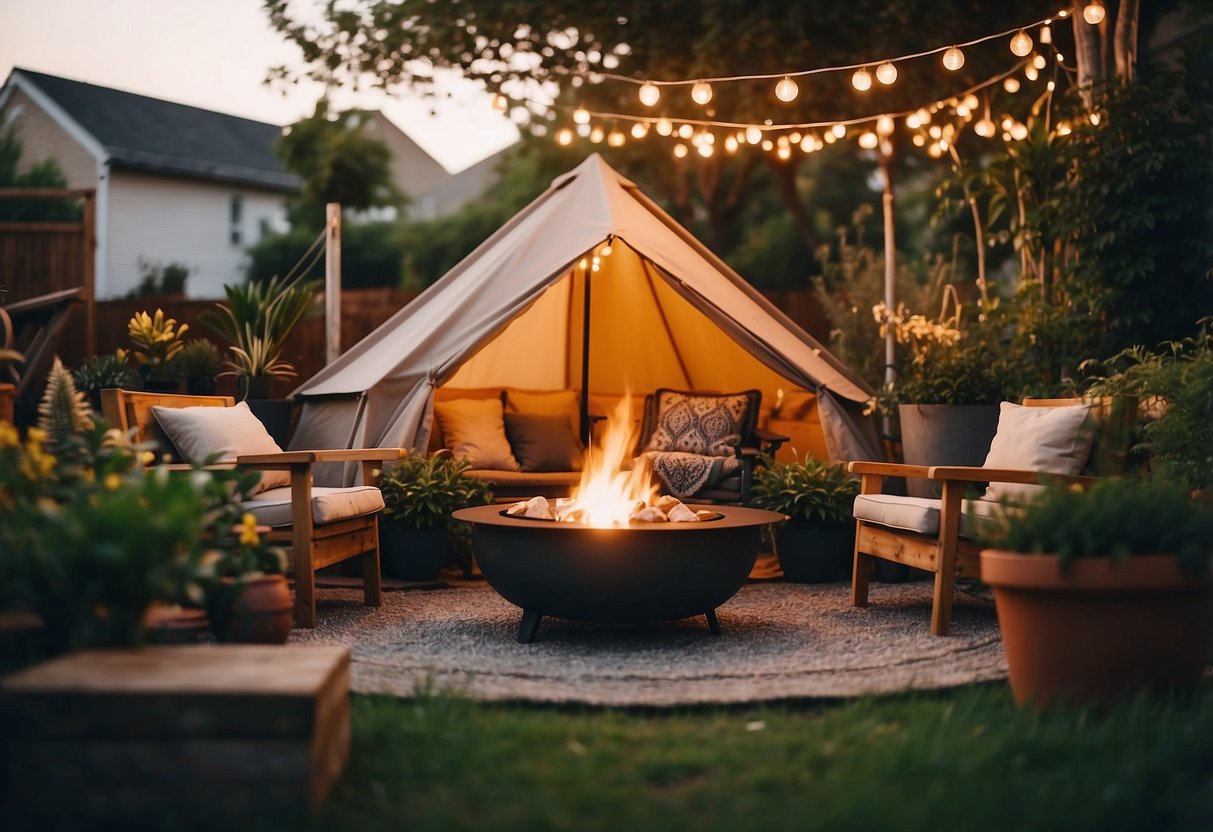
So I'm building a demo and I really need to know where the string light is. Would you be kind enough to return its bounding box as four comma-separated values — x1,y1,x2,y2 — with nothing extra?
491,93,508,111
725,135,739,153
589,125,605,143
852,67,873,91
1039,24,1052,44
942,46,965,71
762,139,774,151
557,127,573,145
745,126,763,144
1009,30,1033,57
699,143,714,157
858,131,879,149
1032,53,1047,69
631,122,649,139
608,129,625,147
831,123,847,138
775,76,799,102
691,81,713,105
638,82,660,107
876,62,898,85
673,143,688,158
1083,3,1106,25
677,123,694,139
974,96,995,137
876,115,894,135
573,108,590,124
656,117,673,136
576,123,590,137
1024,65,1039,81
1010,122,1028,141
776,144,792,160
1004,77,1021,93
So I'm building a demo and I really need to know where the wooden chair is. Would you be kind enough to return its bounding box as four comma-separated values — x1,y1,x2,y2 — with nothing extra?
101,388,402,628
633,388,788,504
848,397,1135,636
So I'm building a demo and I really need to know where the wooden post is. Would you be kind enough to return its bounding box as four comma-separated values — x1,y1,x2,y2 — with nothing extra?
82,190,96,356
325,203,341,365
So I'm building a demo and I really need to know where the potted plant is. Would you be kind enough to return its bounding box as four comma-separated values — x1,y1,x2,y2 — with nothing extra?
176,338,224,396
980,478,1213,711
201,274,314,402
203,512,292,644
750,457,859,582
122,308,187,393
379,451,493,581
72,353,139,411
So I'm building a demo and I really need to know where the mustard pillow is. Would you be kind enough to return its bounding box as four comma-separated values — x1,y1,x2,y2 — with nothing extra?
433,397,520,471
505,388,580,419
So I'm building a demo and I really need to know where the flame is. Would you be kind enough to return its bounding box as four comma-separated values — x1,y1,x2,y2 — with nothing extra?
567,393,656,527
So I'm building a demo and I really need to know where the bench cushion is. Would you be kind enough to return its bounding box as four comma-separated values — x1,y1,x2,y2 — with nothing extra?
243,486,384,528
853,494,1005,539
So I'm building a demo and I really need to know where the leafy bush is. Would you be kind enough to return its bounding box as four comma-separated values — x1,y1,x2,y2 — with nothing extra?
984,479,1213,574
201,275,314,380
73,354,138,402
176,338,224,379
379,451,493,530
749,457,859,527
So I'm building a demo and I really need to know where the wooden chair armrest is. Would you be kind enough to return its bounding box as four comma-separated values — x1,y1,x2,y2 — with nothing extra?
927,466,1101,487
752,427,789,454
847,461,933,478
156,462,237,472
236,448,404,466
735,446,761,460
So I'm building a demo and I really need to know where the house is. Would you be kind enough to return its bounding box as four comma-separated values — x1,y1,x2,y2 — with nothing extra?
1,67,300,299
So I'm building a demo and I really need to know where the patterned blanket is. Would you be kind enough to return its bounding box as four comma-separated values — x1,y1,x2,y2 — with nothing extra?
641,451,741,498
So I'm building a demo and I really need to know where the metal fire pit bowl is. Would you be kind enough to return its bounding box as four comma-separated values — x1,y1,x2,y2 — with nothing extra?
451,504,786,643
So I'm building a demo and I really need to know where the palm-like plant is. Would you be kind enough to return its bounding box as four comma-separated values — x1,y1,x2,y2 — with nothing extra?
125,309,188,382
201,275,314,381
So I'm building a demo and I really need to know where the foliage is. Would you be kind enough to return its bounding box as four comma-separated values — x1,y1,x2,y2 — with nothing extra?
0,420,265,651
247,221,404,289
379,451,493,530
985,478,1213,574
127,258,190,298
72,353,138,401
122,308,189,383
1083,319,1213,492
201,275,315,380
37,356,93,447
0,124,81,222
749,457,859,527
274,99,404,230
204,512,288,579
176,338,224,379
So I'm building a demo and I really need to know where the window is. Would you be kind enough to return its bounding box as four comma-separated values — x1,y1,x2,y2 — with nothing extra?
229,195,244,246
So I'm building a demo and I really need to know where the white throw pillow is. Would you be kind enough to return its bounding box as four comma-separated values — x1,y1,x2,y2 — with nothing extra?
151,401,290,493
433,397,520,471
981,402,1095,504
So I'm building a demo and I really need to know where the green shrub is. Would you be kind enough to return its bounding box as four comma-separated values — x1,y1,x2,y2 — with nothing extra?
749,457,858,527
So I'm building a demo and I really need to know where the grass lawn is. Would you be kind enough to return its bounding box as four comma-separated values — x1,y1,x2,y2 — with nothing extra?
284,683,1213,832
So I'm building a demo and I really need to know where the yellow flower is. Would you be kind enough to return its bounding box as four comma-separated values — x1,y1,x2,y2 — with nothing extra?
26,427,47,446
240,512,260,547
104,472,122,491
141,450,157,466
0,421,18,448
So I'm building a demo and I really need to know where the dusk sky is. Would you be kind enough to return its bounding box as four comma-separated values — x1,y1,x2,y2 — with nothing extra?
0,0,520,172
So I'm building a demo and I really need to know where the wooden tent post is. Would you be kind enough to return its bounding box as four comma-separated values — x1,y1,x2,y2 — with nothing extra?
325,203,341,365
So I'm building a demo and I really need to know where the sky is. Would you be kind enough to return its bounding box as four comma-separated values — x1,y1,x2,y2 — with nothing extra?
0,0,520,173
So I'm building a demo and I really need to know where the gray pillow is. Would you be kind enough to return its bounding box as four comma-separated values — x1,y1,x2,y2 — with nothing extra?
504,413,584,472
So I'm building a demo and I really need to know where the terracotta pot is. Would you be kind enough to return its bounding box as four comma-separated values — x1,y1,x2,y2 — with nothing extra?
981,549,1213,711
143,604,210,645
214,575,293,644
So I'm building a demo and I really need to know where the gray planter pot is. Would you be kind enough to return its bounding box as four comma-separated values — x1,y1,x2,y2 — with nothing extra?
899,404,1000,498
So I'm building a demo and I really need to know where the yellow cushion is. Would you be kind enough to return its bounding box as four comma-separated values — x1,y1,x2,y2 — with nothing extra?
505,388,579,418
433,397,520,471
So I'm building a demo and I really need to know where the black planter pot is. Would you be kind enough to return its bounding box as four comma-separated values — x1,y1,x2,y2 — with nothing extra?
778,523,854,583
185,376,217,396
142,378,180,394
380,523,450,581
237,375,275,401
244,398,295,448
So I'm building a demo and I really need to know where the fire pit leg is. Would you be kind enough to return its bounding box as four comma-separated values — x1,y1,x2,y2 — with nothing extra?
705,609,721,636
517,608,543,644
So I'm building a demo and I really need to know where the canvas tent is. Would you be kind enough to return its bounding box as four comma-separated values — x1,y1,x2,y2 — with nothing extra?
291,154,879,484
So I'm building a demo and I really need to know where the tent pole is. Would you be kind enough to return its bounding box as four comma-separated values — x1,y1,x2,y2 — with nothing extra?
580,264,592,445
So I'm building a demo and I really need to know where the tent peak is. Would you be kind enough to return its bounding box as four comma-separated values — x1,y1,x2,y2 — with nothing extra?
548,153,637,193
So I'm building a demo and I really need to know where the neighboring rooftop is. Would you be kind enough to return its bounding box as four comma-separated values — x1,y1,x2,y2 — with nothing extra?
8,67,301,192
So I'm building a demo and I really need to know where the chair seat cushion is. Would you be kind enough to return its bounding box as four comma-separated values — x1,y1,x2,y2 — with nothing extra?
243,486,384,528
853,494,1004,539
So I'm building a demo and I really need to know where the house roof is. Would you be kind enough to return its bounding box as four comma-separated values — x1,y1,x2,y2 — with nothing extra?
11,68,301,193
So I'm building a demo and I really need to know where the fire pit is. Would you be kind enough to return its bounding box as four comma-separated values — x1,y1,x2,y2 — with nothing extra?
452,504,785,643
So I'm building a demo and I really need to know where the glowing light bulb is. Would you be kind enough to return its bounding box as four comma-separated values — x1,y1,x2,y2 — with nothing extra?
631,122,648,139
691,81,713,105
1089,112,1101,126
800,135,815,153
1083,2,1106,25
761,139,774,151
698,143,714,158
589,126,604,143
1011,122,1028,141
916,108,931,125
677,123,694,139
673,143,688,158
912,133,926,147
877,115,894,135
1056,121,1072,136
942,46,965,71
906,113,921,129
831,123,847,138
1047,80,1056,92
823,131,837,144
775,76,798,102
491,93,508,111
725,135,739,153
607,129,625,147
1033,53,1047,69
974,118,995,138
746,126,763,144
851,67,872,92
579,258,588,271
956,104,971,118
1010,30,1033,57
963,94,979,110
656,117,673,136
928,125,942,140
876,62,898,85
776,145,791,160
1056,52,1065,63
638,82,660,107
556,127,573,145
1025,65,1039,81
573,108,590,125
599,243,613,256
927,142,943,159
858,132,878,150
1001,116,1015,131
1004,77,1021,93
1040,25,1052,44
789,131,802,144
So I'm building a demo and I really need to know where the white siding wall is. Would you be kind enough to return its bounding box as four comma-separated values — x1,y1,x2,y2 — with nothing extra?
105,171,289,299
5,88,99,188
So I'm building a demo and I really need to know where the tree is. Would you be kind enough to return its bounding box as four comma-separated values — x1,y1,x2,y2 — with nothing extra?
0,124,80,221
274,99,404,229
